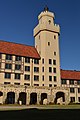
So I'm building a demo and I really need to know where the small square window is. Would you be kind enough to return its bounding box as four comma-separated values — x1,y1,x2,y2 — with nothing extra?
49,84,52,87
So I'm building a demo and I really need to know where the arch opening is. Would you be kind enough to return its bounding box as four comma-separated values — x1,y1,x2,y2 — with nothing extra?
40,93,47,104
18,92,26,105
30,92,37,105
54,92,65,104
6,92,15,104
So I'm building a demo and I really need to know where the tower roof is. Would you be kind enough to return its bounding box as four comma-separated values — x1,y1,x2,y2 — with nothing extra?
44,5,49,12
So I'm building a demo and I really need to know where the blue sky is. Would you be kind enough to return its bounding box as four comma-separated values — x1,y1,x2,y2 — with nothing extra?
0,0,80,70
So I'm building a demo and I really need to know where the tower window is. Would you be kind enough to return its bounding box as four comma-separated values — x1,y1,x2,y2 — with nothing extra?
54,76,57,82
54,52,56,56
49,84,52,87
54,35,56,39
49,76,52,81
42,58,44,64
48,20,51,24
42,75,44,81
49,59,52,64
53,60,56,65
48,42,50,46
53,68,56,73
49,67,52,73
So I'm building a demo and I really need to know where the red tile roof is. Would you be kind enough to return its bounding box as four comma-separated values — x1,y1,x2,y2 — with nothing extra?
0,40,40,59
61,69,80,80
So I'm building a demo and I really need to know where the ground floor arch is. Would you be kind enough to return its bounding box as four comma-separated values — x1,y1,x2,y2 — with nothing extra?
40,93,47,104
6,92,15,104
54,91,65,104
18,92,26,105
30,92,37,105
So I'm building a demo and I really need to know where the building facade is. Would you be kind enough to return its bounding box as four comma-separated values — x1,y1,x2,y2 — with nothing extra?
0,7,79,105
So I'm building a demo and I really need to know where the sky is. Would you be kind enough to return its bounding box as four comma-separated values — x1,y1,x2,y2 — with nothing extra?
0,0,80,71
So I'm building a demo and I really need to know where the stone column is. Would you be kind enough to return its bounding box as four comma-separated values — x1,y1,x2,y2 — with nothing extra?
15,92,19,104
75,87,78,103
3,92,7,104
37,93,41,104
26,92,30,105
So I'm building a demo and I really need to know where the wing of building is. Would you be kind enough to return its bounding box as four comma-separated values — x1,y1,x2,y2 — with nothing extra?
0,7,80,105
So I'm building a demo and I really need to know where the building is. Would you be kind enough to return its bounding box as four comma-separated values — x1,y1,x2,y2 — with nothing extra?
0,7,79,105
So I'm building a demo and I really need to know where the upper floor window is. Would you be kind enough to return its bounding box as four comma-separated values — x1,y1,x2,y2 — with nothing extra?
5,73,11,79
34,75,39,81
15,56,21,61
48,42,50,46
78,88,80,93
14,83,20,85
53,60,56,65
70,88,75,93
54,35,56,39
4,82,10,84
54,76,57,82
49,76,52,81
6,54,12,60
77,80,80,85
24,74,30,80
25,57,30,63
34,59,39,64
49,59,52,64
54,51,56,56
42,75,44,81
61,79,67,84
25,66,30,72
49,84,52,87
48,20,51,24
34,67,39,72
42,58,44,64
53,68,56,73
15,73,20,79
5,63,12,69
0,53,2,59
49,67,52,73
69,80,74,85
42,67,44,72
15,64,21,70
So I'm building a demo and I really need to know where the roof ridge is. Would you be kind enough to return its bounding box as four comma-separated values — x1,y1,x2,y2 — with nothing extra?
0,40,35,48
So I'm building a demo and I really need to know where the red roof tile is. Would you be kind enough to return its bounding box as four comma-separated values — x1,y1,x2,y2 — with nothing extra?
0,40,40,59
61,69,80,80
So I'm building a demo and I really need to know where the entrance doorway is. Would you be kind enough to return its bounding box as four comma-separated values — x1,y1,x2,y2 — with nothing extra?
30,92,37,104
54,92,65,104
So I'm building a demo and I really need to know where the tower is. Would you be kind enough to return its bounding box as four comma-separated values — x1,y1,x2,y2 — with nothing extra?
34,7,61,87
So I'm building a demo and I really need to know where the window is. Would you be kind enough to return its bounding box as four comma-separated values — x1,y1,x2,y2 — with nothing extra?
49,59,52,64
34,67,39,72
42,67,44,72
15,64,21,70
49,67,52,73
69,80,74,85
70,88,75,93
24,83,30,86
34,84,39,86
70,97,75,102
49,76,52,81
54,35,56,39
6,54,12,60
25,66,30,72
5,63,12,69
61,79,67,84
49,84,52,87
48,20,51,24
42,75,44,81
25,57,30,63
78,88,80,93
15,73,20,79
48,42,50,46
54,85,57,87
42,84,44,86
54,76,57,82
24,75,30,80
5,73,11,79
77,80,80,85
53,60,56,65
14,83,20,85
34,75,39,81
42,58,44,64
0,54,2,59
4,82,10,84
15,56,21,61
34,59,39,64
54,52,56,56
53,68,56,73
78,97,80,102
